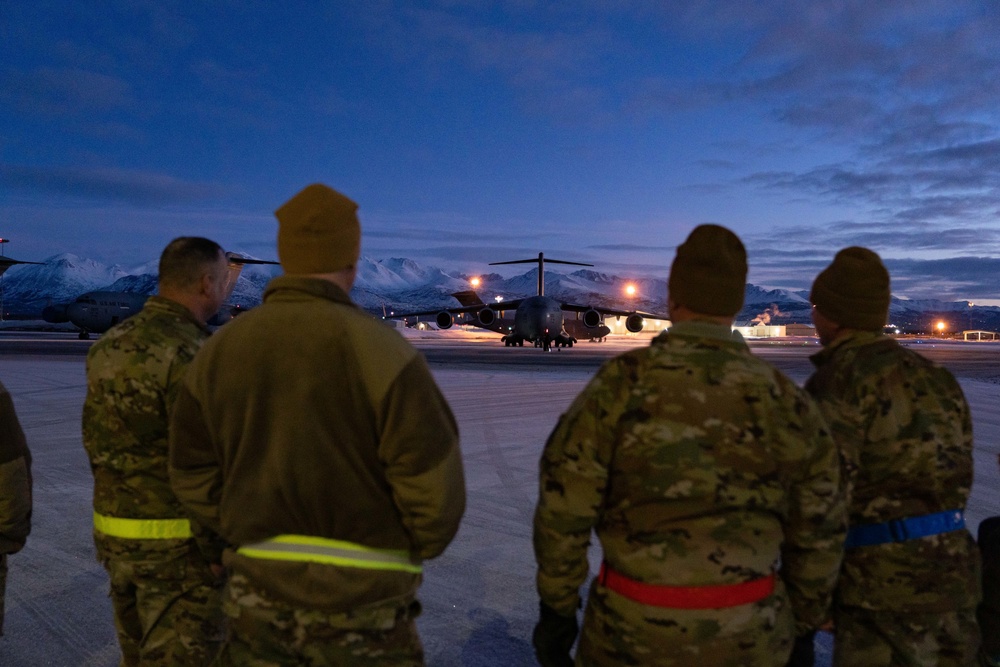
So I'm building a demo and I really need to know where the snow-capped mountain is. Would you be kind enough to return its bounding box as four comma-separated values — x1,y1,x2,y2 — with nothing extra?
0,253,132,311
2,253,999,331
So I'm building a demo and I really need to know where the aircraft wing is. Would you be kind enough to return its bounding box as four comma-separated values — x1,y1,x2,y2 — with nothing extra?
559,302,670,321
390,298,525,320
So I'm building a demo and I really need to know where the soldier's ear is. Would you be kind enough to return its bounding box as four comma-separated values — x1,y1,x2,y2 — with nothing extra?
198,270,215,297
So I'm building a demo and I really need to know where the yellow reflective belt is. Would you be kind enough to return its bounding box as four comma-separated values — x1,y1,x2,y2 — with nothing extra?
93,511,192,539
237,535,423,574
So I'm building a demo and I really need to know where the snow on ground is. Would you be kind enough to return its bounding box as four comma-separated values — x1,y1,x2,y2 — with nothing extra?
0,336,996,665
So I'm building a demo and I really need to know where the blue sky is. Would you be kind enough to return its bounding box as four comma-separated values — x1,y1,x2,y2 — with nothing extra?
2,1,1000,301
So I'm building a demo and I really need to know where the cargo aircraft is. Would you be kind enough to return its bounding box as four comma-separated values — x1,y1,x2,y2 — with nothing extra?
0,240,44,321
390,253,669,351
42,252,279,338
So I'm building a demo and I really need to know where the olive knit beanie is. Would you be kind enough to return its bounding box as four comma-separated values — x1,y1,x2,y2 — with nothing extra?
810,246,890,331
668,224,747,316
275,183,361,274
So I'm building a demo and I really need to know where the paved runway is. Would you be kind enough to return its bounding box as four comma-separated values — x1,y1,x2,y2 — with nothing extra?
0,331,997,665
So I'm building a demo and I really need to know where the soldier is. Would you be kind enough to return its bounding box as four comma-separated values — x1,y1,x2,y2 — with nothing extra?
83,237,229,665
980,456,1000,666
805,247,981,665
168,183,465,665
532,224,847,666
0,378,31,637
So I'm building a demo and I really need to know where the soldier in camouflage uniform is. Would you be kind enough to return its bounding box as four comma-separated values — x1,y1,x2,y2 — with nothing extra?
533,224,847,667
0,378,32,637
979,455,1000,666
806,247,981,666
83,237,230,666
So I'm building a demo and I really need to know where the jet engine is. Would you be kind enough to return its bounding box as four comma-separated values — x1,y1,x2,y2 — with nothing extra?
625,313,644,333
582,308,603,328
436,311,454,329
41,303,70,324
477,308,496,326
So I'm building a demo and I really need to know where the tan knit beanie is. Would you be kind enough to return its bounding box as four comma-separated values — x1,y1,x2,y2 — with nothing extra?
275,183,360,274
810,247,890,331
668,224,747,316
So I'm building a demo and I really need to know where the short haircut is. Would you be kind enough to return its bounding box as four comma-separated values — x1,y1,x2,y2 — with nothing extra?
158,237,224,290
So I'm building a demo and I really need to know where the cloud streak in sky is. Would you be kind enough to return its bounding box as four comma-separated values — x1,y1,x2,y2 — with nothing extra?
2,1,1000,301
0,165,227,205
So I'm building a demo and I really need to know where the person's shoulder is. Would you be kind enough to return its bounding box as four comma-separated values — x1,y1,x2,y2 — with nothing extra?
348,313,419,361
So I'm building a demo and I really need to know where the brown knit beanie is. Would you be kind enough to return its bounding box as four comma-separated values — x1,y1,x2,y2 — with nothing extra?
668,224,747,316
275,183,361,274
810,246,890,330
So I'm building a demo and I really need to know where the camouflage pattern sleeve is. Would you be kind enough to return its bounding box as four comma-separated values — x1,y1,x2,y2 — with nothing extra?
806,334,980,612
81,299,208,522
533,358,623,616
778,387,847,634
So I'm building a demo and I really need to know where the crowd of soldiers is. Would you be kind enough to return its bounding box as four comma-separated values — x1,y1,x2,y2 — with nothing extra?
0,182,997,666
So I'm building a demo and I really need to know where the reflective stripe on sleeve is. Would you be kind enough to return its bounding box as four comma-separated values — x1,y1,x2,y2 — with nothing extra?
93,511,193,539
237,534,423,574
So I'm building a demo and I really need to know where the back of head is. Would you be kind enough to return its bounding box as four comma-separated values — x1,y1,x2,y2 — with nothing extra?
158,237,224,292
275,183,360,274
810,246,890,331
668,224,748,317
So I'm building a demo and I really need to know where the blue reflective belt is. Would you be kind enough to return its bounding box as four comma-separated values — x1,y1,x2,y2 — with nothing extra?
845,510,965,549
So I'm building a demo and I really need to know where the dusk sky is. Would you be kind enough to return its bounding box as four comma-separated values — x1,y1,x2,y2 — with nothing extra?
3,2,1000,301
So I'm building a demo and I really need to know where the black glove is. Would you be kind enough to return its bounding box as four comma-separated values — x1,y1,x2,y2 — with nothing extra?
532,601,578,667
786,630,816,667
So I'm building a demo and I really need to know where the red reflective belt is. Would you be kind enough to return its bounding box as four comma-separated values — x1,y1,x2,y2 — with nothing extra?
597,562,776,609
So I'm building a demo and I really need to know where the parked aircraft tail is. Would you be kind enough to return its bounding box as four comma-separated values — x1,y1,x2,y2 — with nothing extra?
221,252,280,304
489,252,592,296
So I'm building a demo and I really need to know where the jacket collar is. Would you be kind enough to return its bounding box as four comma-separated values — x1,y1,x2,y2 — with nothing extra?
263,275,355,307
810,329,884,368
145,295,211,334
658,319,746,348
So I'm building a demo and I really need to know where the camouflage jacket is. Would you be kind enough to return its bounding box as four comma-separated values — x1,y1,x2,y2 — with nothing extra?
83,296,215,558
0,379,31,554
806,331,980,612
534,320,846,633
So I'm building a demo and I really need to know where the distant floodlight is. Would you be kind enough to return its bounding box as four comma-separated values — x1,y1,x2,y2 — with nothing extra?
470,277,481,288
625,284,636,297
495,296,503,303
936,321,946,332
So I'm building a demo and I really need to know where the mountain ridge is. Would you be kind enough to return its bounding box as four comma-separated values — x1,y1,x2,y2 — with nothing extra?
2,252,997,332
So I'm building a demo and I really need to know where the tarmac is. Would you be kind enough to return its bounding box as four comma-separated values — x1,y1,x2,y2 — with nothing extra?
0,331,997,665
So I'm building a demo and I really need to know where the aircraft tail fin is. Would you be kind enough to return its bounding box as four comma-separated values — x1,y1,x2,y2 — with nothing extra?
0,256,43,278
451,290,486,307
489,252,593,297
222,252,280,304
